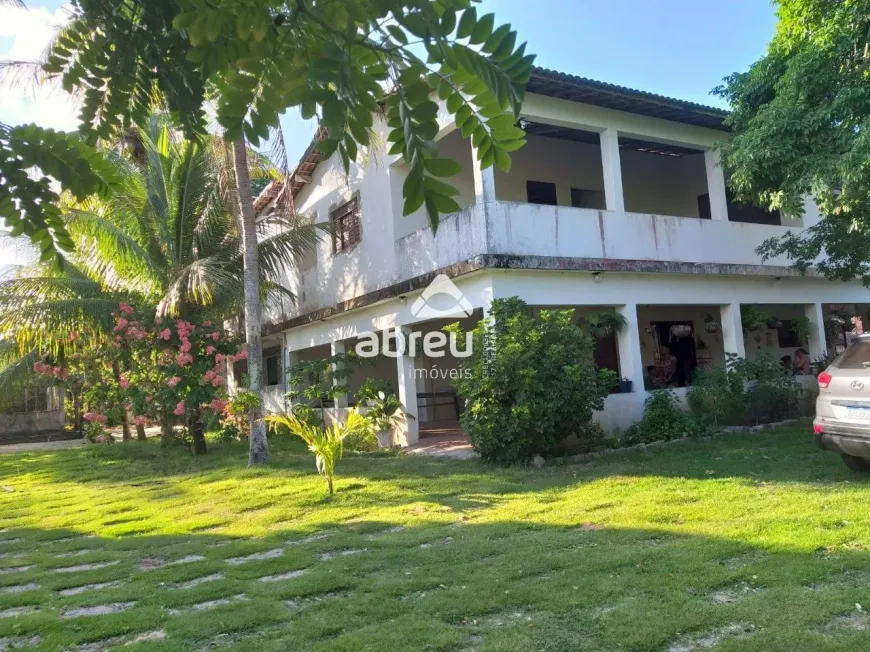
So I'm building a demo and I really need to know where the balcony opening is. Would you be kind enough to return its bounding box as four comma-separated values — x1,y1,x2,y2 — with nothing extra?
619,137,709,219
391,129,475,240
496,123,605,207
698,187,782,225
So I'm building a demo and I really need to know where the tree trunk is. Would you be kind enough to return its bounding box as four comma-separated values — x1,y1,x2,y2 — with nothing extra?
136,423,147,440
112,361,131,441
72,390,82,434
231,137,269,466
191,408,207,455
160,415,173,447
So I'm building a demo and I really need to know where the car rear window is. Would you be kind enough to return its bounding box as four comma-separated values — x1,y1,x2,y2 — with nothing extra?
831,341,870,369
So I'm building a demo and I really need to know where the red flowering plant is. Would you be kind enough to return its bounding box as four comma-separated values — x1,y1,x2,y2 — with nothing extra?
33,302,243,454
115,306,243,454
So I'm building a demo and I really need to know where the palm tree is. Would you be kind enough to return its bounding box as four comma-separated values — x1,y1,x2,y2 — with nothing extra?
0,113,322,440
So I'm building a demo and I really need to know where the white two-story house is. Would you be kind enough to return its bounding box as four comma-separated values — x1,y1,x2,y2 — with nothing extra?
252,66,870,446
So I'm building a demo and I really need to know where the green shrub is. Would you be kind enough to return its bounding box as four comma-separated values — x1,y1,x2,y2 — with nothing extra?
624,390,703,445
556,422,608,456
687,353,803,427
687,367,745,426
730,353,802,424
447,297,607,464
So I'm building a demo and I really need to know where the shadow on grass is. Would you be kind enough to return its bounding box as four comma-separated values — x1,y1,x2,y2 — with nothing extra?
1,519,870,651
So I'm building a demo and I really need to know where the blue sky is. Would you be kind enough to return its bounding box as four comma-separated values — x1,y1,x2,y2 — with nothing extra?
0,1,777,200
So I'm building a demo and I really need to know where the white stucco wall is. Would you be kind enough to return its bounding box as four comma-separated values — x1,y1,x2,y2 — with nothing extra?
485,201,801,267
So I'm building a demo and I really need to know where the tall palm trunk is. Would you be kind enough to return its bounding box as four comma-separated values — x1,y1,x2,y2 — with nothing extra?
232,137,269,466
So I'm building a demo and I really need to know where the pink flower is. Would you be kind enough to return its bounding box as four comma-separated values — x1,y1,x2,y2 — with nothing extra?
209,398,228,412
133,415,148,426
145,395,152,403
166,376,181,388
173,401,185,416
212,375,224,387
175,352,193,366
203,320,212,327
119,302,134,314
215,353,226,364
119,375,130,390
209,331,220,341
83,412,108,424
205,345,215,355
160,328,171,341
115,317,129,330
179,338,191,353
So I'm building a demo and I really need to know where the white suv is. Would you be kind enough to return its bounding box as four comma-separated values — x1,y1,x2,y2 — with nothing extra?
814,334,870,471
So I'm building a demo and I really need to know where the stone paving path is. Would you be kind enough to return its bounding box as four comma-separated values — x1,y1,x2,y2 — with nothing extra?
0,525,416,650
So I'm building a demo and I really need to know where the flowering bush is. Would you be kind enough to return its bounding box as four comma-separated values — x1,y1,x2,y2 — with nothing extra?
219,390,260,441
35,303,243,454
83,417,113,445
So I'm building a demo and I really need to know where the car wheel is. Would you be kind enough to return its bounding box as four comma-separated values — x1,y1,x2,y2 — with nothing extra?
840,454,870,472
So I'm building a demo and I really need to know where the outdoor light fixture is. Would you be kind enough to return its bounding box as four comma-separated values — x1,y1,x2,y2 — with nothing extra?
592,272,602,283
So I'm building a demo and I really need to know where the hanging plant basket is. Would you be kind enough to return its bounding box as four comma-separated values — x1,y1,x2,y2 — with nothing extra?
669,324,692,339
703,314,720,334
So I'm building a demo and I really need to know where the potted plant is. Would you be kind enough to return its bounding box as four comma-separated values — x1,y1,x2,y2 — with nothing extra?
741,305,771,333
586,310,628,338
790,316,810,344
363,391,404,448
618,377,633,393
703,313,720,334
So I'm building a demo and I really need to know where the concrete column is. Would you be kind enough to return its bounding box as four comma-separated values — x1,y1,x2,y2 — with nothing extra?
805,303,828,359
472,144,497,204
395,326,419,446
600,128,625,212
330,340,348,408
704,149,729,221
720,303,746,360
615,304,645,394
284,342,299,410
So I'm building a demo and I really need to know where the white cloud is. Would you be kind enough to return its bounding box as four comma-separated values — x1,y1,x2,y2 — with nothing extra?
0,3,79,131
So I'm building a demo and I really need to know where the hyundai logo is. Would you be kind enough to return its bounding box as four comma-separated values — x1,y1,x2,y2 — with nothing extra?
852,381,865,391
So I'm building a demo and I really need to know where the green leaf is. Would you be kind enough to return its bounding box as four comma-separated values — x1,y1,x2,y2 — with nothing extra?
428,191,462,214
424,158,462,177
457,7,477,39
386,24,408,44
469,13,494,45
315,139,340,157
493,146,511,172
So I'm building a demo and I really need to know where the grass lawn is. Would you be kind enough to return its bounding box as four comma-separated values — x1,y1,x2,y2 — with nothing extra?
1,423,870,651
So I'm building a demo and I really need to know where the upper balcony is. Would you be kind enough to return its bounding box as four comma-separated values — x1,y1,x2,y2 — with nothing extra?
391,88,817,278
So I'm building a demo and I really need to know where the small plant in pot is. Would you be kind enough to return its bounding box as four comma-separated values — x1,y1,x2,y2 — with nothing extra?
357,379,404,448
790,317,810,345
703,313,720,334
618,377,633,393
741,305,771,333
365,392,404,448
586,310,628,338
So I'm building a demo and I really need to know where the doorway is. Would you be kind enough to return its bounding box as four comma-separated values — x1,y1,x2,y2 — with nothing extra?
652,321,697,387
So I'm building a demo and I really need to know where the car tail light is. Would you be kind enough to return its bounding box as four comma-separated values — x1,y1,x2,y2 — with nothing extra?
818,372,832,389
813,423,823,434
